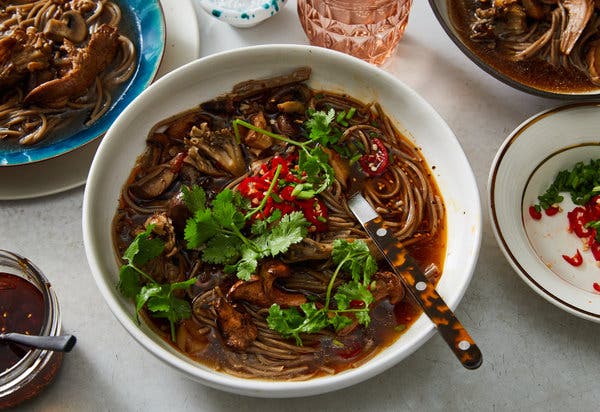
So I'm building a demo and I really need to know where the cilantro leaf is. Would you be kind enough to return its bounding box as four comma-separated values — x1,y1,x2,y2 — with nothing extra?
122,225,165,266
202,234,243,264
235,248,260,281
212,189,246,230
305,108,339,146
118,227,165,299
117,265,142,299
117,223,196,341
183,188,308,280
182,185,206,213
134,277,196,341
298,147,335,195
332,239,376,284
264,211,309,256
267,302,330,345
329,314,353,331
184,209,220,248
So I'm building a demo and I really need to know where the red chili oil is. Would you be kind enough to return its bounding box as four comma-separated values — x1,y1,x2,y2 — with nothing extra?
0,272,44,372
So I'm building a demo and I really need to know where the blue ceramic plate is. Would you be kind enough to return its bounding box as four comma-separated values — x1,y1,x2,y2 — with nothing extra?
0,0,165,166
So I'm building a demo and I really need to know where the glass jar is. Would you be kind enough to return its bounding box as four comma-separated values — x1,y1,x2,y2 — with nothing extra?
0,250,64,409
297,0,413,66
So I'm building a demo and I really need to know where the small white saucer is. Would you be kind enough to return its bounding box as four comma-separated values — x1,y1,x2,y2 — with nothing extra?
489,103,600,322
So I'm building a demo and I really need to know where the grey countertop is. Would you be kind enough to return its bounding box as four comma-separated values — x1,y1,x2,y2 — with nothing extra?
2,1,599,411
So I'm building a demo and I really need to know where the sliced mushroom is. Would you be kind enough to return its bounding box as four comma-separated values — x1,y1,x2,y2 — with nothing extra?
129,164,176,199
24,24,119,107
43,11,87,43
184,146,226,177
284,238,333,262
230,67,311,100
560,0,594,55
243,111,273,156
188,123,247,177
522,0,547,19
227,261,307,307
321,147,350,188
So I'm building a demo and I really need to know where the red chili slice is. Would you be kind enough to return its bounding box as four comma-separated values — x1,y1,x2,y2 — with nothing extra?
267,155,289,178
297,198,328,232
238,176,270,198
529,206,542,220
544,206,559,216
562,249,583,267
349,300,365,309
586,195,600,221
567,207,594,238
594,283,600,293
280,186,296,202
591,241,600,261
359,138,389,177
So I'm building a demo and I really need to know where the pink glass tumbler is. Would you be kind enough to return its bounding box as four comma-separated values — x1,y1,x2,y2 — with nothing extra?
297,0,413,66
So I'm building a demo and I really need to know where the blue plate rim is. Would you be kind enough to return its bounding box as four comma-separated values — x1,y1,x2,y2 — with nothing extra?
0,0,166,167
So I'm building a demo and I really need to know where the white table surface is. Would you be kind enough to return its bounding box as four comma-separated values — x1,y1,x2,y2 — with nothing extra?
3,1,599,411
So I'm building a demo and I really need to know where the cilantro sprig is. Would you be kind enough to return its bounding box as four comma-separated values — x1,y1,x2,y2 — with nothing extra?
183,185,309,280
536,159,600,210
232,119,335,196
117,225,196,341
266,239,376,345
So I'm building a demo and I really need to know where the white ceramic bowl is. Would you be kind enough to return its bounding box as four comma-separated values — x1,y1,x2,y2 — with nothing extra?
198,0,287,28
82,45,481,397
489,102,600,322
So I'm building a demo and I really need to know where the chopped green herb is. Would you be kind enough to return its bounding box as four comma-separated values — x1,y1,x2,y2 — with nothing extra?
537,159,600,209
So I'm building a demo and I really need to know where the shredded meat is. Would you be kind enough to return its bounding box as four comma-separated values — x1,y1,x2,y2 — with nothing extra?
214,297,258,351
0,27,52,90
371,271,405,305
24,24,119,107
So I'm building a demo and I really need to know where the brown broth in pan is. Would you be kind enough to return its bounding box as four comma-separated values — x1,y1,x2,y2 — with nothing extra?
448,0,600,93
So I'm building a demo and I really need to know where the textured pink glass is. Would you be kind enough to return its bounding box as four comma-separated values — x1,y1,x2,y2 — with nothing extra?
297,0,412,66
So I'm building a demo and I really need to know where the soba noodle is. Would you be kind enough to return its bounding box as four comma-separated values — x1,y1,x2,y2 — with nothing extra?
0,0,136,145
112,69,446,380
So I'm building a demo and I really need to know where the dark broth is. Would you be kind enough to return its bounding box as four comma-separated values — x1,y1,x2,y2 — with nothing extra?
448,0,598,93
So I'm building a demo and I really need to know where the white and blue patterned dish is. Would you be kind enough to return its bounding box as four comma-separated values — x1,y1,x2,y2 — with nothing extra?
0,0,165,166
198,0,287,28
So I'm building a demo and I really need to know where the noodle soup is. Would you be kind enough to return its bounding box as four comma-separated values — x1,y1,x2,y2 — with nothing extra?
0,0,138,148
448,0,600,93
111,68,446,380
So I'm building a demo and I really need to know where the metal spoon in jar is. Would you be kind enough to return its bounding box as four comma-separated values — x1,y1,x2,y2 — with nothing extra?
0,332,76,352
